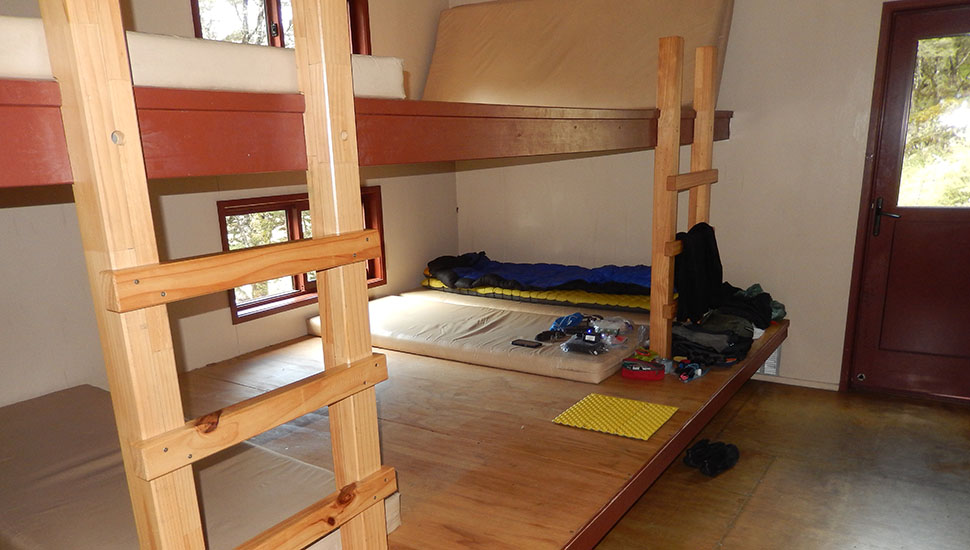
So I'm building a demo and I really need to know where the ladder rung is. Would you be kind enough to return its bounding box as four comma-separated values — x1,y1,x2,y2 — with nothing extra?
104,229,379,312
664,240,683,257
131,353,388,481
666,168,718,191
237,466,398,550
662,301,678,320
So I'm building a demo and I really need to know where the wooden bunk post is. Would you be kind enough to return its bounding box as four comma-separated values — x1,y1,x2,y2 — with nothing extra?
650,39,720,357
38,0,205,547
291,1,388,549
650,37,684,359
688,46,717,226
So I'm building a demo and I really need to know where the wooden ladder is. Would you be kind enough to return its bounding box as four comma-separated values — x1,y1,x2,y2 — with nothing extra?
649,37,719,358
39,1,392,548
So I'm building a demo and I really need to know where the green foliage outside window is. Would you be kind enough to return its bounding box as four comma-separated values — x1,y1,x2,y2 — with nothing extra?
899,35,970,207
225,210,293,303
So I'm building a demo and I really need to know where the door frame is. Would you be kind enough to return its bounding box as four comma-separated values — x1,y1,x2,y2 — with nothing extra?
840,0,970,393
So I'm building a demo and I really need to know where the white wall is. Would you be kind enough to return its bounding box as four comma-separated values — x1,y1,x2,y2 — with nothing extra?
454,0,887,389
362,164,458,296
0,0,193,35
0,201,106,406
0,0,38,17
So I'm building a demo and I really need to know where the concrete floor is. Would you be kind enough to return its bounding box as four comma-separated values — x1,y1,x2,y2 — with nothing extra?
596,381,970,550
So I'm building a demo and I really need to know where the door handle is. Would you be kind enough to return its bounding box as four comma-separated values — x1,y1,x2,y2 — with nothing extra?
873,197,901,236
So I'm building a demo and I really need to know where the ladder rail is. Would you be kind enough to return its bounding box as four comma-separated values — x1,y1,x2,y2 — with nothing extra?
293,1,390,548
649,40,720,357
40,0,391,548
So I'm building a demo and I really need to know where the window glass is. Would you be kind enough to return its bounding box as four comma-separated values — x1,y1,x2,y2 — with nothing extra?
196,0,269,46
898,34,970,207
225,209,288,250
301,209,317,282
224,209,295,303
281,0,295,48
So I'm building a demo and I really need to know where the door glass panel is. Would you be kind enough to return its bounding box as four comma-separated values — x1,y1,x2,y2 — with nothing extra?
197,0,269,46
898,34,970,207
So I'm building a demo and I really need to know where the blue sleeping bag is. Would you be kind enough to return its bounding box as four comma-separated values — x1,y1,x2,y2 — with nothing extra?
427,252,652,295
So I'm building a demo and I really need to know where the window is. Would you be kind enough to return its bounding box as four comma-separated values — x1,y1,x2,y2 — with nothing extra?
191,0,293,48
190,0,369,53
217,187,385,323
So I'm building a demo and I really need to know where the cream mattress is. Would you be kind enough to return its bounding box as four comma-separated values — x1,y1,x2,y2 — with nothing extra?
0,15,405,99
310,294,638,383
0,385,399,550
423,0,733,108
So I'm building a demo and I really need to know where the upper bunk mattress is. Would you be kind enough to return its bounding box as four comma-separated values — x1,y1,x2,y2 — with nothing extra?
0,385,395,549
423,0,734,108
364,294,639,384
0,15,405,99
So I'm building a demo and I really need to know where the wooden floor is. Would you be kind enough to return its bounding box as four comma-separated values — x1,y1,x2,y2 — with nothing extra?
184,350,970,549
170,319,960,550
596,380,970,549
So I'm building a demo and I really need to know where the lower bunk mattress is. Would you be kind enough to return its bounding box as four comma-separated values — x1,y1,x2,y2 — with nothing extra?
0,385,399,549
310,293,640,384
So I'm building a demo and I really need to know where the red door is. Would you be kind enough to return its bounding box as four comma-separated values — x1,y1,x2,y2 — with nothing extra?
847,1,970,401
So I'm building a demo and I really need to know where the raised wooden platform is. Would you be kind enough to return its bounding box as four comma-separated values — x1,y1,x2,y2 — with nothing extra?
181,319,788,549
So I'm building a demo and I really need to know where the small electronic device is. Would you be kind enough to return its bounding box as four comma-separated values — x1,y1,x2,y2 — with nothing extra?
511,339,543,348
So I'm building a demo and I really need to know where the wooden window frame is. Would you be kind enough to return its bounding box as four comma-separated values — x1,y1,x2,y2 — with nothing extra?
190,0,371,53
217,187,385,324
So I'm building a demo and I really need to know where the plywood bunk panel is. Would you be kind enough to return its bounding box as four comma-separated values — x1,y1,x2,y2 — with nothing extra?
355,97,732,165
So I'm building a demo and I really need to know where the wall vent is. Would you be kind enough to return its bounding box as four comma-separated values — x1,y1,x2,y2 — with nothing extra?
757,346,781,376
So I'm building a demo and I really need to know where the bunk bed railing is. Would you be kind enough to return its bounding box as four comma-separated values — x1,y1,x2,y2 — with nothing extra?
38,0,392,548
649,37,720,358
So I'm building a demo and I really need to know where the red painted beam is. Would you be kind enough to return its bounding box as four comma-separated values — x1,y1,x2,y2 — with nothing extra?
0,80,72,186
134,87,308,179
0,80,732,187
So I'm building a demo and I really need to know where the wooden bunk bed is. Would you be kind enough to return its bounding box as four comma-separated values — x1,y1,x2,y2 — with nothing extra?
0,0,788,548
11,0,393,549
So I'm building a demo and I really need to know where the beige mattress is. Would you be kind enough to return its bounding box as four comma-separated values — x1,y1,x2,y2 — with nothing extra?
399,288,653,327
423,0,733,108
0,15,405,99
311,294,639,383
0,385,399,550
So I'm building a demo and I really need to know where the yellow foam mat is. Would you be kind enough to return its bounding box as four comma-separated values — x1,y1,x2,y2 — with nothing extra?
422,277,653,311
553,393,678,441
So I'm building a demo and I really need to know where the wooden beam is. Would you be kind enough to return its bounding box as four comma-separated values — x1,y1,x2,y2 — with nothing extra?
292,1,388,549
105,228,380,312
664,240,683,257
688,46,717,227
0,79,735,185
649,36,684,358
132,353,388,481
667,168,718,192
38,0,204,547
237,466,398,550
662,302,678,320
